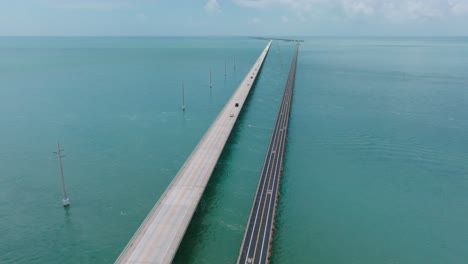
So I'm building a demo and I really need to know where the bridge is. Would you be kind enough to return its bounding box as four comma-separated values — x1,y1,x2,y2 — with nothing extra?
237,43,299,264
115,40,272,264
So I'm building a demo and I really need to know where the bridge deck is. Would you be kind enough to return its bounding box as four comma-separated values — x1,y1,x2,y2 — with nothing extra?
116,40,272,264
237,43,299,264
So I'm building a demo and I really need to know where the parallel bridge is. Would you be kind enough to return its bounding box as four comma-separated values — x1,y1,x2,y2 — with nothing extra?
237,43,299,264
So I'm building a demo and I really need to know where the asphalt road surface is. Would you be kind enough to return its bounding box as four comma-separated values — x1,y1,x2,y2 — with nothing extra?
238,43,299,264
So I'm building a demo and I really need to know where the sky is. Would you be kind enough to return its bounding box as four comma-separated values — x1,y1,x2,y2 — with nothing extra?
0,0,468,36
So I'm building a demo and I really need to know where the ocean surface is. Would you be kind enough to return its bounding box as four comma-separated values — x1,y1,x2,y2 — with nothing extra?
0,37,467,264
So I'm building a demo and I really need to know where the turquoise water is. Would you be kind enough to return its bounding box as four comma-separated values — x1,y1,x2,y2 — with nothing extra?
1,37,467,263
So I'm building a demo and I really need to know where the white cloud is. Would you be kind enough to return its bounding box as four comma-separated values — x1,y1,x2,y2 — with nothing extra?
205,0,222,14
136,13,148,21
281,15,289,22
382,1,445,21
41,0,130,10
252,17,262,23
450,0,468,15
233,0,468,21
342,1,374,17
234,0,274,8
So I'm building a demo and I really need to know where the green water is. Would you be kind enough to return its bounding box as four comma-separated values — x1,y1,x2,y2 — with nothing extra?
0,37,467,263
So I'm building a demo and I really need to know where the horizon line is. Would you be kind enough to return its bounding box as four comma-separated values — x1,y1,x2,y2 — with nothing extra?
0,34,467,38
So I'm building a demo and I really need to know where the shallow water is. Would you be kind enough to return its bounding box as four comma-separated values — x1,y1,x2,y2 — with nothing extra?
0,37,467,264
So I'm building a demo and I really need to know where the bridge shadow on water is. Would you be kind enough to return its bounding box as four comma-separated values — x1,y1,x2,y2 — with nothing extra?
172,69,266,263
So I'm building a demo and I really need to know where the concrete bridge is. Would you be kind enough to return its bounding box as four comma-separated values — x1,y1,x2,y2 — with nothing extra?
116,40,272,264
